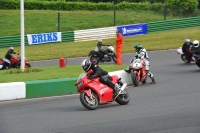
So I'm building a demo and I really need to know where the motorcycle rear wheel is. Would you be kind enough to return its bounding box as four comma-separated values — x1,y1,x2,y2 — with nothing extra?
80,91,99,110
115,90,130,105
181,55,191,63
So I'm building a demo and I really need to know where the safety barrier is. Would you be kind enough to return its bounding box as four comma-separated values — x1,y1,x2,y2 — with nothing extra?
0,82,26,101
0,31,74,48
147,16,200,33
0,35,28,48
0,70,133,101
0,17,200,48
25,78,77,98
74,26,116,42
62,31,74,42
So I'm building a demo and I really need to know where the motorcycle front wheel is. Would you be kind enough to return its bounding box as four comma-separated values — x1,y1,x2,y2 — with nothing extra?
195,61,200,68
25,63,31,68
181,54,191,63
112,53,117,64
80,92,99,110
115,90,130,105
132,72,140,86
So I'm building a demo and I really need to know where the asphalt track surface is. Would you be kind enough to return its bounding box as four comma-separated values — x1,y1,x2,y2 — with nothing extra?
1,50,200,133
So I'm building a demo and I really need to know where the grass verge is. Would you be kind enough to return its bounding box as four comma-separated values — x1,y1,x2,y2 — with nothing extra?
0,27,200,61
0,10,179,36
0,64,126,83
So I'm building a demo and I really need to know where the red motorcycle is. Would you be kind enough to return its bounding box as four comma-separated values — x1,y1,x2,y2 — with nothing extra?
130,59,147,86
75,70,130,110
0,56,31,70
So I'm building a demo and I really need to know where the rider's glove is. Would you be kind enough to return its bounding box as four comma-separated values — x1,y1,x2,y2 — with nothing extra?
130,59,134,64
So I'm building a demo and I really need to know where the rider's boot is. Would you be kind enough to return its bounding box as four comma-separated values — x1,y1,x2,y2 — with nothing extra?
150,77,156,84
124,67,131,73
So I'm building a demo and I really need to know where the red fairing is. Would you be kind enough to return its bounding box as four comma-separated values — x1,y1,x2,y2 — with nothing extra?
131,60,147,84
76,75,119,104
10,57,19,63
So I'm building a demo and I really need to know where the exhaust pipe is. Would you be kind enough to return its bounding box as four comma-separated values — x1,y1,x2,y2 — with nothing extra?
120,83,127,91
114,83,127,100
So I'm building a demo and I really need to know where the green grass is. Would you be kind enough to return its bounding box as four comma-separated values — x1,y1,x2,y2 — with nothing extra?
0,64,126,83
0,10,179,36
0,27,199,61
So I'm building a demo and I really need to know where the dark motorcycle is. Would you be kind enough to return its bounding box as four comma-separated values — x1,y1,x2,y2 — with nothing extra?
177,47,195,63
193,54,200,68
89,45,117,64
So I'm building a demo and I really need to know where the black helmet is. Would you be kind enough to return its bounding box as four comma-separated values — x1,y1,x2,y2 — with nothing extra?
81,59,91,72
134,44,142,52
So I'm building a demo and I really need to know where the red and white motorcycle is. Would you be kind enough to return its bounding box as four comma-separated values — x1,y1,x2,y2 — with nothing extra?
177,47,195,63
130,59,147,86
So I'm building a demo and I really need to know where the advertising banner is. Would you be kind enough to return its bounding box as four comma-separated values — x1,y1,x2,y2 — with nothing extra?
117,23,147,37
27,32,62,45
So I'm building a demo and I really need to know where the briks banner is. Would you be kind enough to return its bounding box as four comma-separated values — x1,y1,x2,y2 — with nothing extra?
117,23,147,37
27,32,62,45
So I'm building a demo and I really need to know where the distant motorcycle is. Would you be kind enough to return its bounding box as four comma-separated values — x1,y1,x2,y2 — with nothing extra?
130,59,147,86
177,47,195,63
0,56,31,70
75,69,130,110
193,54,200,68
89,45,117,64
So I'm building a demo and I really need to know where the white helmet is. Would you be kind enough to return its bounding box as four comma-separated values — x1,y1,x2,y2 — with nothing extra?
193,40,199,48
9,46,14,52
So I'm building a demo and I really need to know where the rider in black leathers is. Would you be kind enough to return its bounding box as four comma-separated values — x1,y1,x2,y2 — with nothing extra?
95,39,111,60
4,47,18,68
81,59,119,95
182,39,193,61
